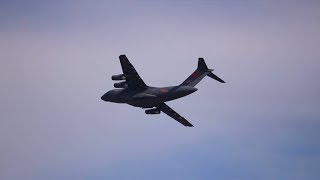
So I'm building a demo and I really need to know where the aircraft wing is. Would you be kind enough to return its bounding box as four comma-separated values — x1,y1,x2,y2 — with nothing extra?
158,103,194,127
119,55,147,90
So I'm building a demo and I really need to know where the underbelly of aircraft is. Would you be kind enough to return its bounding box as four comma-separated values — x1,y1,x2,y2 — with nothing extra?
127,98,163,108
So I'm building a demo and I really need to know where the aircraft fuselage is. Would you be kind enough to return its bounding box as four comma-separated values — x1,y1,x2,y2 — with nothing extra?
101,85,197,108
101,54,225,127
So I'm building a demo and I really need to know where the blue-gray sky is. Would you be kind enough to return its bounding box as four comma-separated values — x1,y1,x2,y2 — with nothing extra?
1,0,320,179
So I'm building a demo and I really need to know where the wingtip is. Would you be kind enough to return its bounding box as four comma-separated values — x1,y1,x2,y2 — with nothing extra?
119,55,129,63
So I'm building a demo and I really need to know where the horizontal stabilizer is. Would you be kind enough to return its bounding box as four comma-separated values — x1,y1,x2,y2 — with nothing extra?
181,57,225,86
207,72,225,83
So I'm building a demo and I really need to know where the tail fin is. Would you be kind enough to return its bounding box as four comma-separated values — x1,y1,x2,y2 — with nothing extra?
180,58,225,87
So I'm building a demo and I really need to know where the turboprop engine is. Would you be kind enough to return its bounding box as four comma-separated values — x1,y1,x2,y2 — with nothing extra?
112,74,126,80
145,108,161,114
114,81,128,88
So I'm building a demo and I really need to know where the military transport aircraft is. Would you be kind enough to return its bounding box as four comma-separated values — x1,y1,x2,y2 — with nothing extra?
101,55,225,127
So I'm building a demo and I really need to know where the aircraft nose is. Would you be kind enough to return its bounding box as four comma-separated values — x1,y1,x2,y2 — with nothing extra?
101,93,109,101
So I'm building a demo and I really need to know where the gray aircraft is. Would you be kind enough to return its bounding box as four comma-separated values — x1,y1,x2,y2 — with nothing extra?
101,55,225,127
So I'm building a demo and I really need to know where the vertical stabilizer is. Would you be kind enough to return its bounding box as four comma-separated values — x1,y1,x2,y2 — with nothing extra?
180,58,225,87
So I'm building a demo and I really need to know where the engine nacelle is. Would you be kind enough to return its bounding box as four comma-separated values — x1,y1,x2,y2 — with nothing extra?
145,108,161,114
112,74,126,81
114,81,128,88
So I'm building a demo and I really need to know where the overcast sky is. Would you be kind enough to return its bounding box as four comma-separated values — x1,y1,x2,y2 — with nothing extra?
1,0,320,179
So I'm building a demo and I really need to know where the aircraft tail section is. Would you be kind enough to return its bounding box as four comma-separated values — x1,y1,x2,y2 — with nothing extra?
180,58,225,87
